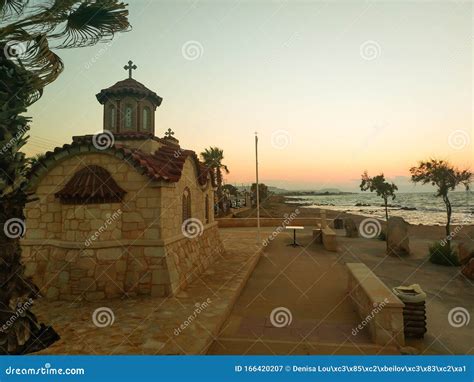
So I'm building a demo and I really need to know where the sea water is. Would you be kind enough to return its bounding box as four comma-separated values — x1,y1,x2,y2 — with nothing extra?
285,192,473,225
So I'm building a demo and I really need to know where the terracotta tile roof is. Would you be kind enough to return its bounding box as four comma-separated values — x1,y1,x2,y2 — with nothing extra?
96,78,162,106
55,165,126,204
29,135,215,189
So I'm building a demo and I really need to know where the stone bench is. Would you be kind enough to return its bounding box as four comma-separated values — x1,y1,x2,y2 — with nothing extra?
312,224,322,243
322,227,337,252
346,263,405,347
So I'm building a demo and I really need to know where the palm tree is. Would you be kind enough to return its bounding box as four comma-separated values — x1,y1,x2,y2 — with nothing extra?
0,0,130,354
200,147,229,216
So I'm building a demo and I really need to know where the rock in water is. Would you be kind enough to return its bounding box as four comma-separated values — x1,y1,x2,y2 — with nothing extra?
387,216,410,256
344,218,358,238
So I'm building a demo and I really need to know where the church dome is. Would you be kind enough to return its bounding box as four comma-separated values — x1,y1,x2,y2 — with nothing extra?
96,61,162,135
96,78,162,106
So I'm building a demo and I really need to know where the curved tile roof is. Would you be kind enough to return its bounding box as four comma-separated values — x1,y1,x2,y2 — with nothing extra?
29,135,215,189
55,165,126,204
96,78,162,106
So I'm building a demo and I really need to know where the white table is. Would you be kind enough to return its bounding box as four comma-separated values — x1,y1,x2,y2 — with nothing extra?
286,225,304,247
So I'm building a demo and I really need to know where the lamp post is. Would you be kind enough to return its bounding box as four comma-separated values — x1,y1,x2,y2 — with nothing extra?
255,132,260,244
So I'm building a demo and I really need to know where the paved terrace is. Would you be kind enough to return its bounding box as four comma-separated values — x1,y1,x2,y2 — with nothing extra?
208,228,397,355
33,230,262,355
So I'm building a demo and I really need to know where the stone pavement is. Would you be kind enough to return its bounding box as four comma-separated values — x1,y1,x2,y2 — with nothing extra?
208,228,399,355
32,230,262,354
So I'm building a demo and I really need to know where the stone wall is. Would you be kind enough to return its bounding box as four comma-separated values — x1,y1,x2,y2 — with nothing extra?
165,223,224,294
346,263,405,347
25,152,163,242
217,217,325,228
161,158,214,239
21,242,169,301
21,223,222,301
21,151,223,301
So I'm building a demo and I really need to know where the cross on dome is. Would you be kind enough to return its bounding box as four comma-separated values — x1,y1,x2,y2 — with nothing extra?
165,128,175,138
124,60,137,79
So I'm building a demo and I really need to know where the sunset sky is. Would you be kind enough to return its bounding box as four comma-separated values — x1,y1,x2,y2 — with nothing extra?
25,0,473,191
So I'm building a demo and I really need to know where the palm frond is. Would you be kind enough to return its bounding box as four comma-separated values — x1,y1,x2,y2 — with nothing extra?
50,0,130,48
0,0,29,21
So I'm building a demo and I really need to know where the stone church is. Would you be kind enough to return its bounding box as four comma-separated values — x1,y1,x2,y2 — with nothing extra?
21,63,224,301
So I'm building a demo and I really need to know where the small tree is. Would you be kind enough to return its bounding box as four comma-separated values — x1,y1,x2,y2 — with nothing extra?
222,184,238,197
200,147,229,215
410,159,472,249
251,183,269,204
360,171,398,221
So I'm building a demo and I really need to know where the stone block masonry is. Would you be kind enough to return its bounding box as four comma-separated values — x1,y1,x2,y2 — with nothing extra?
21,224,223,301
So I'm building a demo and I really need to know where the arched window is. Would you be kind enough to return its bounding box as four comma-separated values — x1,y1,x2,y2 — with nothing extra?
142,107,150,131
124,104,133,129
109,105,116,130
182,187,191,222
205,195,210,224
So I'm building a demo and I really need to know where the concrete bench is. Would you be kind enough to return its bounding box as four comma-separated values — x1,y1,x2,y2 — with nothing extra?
312,224,322,243
322,227,337,252
346,263,405,347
